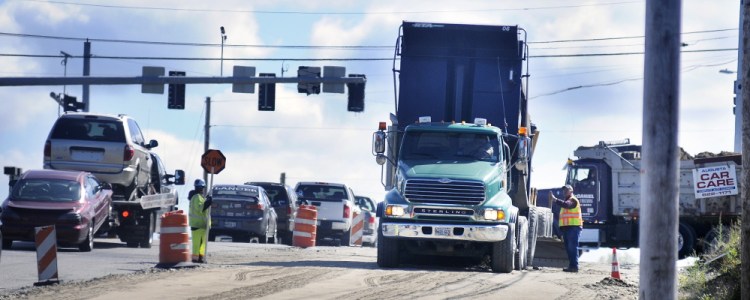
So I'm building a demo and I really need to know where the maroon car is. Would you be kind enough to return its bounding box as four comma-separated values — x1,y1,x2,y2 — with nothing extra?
1,170,112,252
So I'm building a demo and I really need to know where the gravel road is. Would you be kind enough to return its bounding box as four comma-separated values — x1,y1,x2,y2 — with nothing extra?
0,237,640,300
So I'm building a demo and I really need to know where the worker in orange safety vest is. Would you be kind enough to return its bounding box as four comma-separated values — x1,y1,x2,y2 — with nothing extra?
550,184,583,272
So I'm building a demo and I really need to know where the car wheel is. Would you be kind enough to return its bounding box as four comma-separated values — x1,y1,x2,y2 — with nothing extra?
139,212,155,248
1,236,11,250
79,225,94,252
340,228,352,247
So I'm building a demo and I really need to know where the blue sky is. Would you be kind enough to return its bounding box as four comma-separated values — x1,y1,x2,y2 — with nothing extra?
0,0,741,210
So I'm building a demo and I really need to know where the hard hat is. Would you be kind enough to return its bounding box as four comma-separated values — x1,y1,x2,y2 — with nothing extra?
194,179,206,188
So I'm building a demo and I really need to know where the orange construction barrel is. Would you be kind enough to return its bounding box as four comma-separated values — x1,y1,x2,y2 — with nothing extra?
158,210,191,265
293,205,318,248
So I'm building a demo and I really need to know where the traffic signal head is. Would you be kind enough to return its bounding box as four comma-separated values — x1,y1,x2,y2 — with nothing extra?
168,71,186,109
347,74,366,112
259,73,276,111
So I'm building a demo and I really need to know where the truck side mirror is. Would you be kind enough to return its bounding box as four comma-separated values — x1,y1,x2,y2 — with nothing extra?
173,170,185,185
373,131,386,154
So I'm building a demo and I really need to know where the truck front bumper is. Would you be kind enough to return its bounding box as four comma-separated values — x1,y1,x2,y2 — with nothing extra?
381,222,509,242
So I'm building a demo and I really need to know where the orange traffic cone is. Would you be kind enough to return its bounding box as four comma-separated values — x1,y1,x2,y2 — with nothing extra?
611,247,621,279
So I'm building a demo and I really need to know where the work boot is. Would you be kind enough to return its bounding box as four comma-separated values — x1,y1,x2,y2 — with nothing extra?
562,268,579,272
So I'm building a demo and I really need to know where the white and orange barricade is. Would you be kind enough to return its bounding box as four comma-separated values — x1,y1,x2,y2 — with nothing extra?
293,205,317,248
157,210,192,268
34,225,60,286
349,210,364,246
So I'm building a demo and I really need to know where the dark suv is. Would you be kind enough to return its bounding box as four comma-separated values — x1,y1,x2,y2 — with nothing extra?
44,113,158,200
245,182,298,245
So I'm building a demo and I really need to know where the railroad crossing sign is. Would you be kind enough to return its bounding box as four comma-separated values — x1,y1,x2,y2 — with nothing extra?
201,149,226,174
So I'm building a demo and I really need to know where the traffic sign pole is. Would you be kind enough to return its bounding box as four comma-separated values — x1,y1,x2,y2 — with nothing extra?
206,166,214,261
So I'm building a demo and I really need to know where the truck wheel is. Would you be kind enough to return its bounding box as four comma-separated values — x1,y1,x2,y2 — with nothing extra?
703,225,730,254
526,208,539,267
515,216,528,270
377,223,399,268
340,228,352,247
491,222,516,273
678,223,696,259
79,225,94,252
139,212,155,248
2,239,12,250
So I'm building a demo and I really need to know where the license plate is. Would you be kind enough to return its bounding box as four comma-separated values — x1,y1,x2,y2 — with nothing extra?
435,227,451,236
224,221,236,228
71,150,104,162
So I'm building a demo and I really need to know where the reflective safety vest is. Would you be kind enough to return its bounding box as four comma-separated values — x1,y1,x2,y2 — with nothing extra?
559,195,583,227
189,193,211,229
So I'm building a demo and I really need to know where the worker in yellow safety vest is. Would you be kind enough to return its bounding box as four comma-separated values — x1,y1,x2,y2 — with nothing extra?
550,184,583,272
189,179,212,263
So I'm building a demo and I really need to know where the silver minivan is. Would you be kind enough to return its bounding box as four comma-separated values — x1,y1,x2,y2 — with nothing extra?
43,113,158,200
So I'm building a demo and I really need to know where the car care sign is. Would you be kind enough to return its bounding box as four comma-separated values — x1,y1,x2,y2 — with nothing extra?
692,164,738,198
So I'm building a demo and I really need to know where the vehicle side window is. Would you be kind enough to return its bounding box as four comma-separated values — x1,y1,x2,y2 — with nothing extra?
127,119,145,145
85,177,97,198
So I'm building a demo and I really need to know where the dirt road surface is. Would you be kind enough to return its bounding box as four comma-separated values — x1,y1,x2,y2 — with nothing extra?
0,241,639,300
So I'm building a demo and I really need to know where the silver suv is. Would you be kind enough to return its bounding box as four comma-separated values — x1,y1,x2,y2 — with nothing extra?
43,113,158,200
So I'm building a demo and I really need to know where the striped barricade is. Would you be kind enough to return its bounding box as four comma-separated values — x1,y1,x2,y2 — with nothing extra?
293,205,317,248
157,210,192,268
34,225,60,286
349,210,364,247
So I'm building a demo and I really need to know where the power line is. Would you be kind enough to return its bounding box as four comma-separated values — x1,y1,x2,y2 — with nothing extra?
0,28,736,49
25,0,642,15
0,48,737,61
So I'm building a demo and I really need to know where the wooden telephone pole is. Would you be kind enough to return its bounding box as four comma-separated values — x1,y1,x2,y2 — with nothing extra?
639,0,681,299
741,1,750,298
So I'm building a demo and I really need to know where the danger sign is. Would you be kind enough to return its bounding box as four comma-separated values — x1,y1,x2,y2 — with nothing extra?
692,165,738,199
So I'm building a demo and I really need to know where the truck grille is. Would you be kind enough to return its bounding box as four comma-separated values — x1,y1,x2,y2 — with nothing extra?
404,179,485,206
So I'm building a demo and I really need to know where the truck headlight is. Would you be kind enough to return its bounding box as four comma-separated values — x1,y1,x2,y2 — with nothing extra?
385,205,406,217
483,209,505,221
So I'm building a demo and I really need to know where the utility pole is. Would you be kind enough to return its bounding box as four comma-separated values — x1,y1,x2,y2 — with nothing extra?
737,1,746,153
203,97,211,184
82,40,91,112
639,1,681,299
741,1,750,298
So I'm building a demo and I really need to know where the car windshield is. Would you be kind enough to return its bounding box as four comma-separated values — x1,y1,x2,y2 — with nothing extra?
11,179,81,202
296,185,348,201
50,118,125,142
356,197,375,211
400,131,500,162
257,185,289,206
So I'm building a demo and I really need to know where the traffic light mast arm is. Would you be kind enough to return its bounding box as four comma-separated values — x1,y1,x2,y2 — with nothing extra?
0,76,367,86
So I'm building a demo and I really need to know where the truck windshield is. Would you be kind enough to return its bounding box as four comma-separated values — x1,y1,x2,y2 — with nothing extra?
566,166,597,186
401,131,499,162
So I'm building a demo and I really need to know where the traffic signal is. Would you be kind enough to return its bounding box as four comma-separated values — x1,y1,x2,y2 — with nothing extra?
258,73,276,111
346,74,366,112
168,71,186,109
297,66,321,95
62,94,85,112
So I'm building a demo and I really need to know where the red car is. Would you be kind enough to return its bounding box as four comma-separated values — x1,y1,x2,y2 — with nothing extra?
1,170,112,252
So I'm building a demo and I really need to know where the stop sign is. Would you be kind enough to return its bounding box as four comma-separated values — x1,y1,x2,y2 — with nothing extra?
201,149,226,174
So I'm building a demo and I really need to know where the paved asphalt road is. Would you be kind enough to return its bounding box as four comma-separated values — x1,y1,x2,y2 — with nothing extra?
0,237,161,292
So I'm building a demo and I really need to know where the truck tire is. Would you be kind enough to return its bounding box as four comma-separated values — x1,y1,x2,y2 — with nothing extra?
79,224,94,252
526,209,539,267
377,223,399,268
340,228,352,247
515,216,528,270
702,225,730,254
491,222,515,273
678,223,696,259
139,212,155,248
